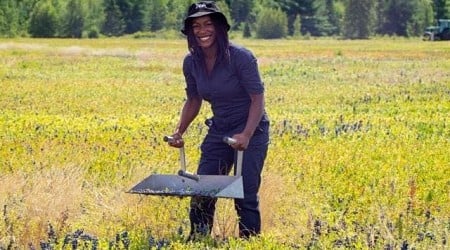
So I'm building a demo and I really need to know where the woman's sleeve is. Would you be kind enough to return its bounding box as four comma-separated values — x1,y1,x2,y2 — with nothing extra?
183,55,199,98
234,48,264,95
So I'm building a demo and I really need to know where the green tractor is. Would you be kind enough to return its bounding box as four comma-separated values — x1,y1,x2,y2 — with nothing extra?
423,19,450,41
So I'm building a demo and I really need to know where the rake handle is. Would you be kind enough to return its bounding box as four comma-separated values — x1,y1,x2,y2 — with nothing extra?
222,136,236,145
164,135,200,181
163,135,187,170
164,135,243,179
223,137,243,177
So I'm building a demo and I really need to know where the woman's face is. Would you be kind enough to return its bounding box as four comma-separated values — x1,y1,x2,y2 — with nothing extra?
192,15,216,50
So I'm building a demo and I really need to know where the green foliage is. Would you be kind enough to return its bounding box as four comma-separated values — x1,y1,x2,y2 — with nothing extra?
373,0,437,37
147,0,168,32
321,0,340,35
101,0,125,36
343,0,373,39
301,0,339,36
28,1,58,38
243,22,252,38
115,0,133,33
84,0,105,37
229,0,254,29
0,0,19,38
255,7,288,39
293,14,302,37
126,1,146,33
381,0,418,36
163,0,193,32
86,27,100,38
61,0,85,38
1,0,450,38
407,0,435,36
113,0,147,34
434,0,450,19
273,0,316,36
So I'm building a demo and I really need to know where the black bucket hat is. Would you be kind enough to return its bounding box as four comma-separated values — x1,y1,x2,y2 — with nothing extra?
181,1,230,35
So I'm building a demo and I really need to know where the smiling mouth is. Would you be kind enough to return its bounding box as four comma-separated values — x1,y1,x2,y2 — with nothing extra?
199,36,211,42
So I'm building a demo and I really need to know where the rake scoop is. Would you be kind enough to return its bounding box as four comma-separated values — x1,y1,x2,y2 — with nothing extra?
128,136,244,199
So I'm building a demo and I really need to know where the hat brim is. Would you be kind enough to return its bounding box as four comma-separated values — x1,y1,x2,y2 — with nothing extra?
182,12,230,35
187,11,215,18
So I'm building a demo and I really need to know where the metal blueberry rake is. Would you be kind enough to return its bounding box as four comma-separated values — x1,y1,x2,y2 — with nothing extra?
128,136,244,199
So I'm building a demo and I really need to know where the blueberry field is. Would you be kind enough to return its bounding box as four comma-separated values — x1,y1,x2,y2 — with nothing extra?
0,38,449,249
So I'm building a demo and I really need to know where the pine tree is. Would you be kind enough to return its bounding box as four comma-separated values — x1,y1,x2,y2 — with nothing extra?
28,1,58,37
0,0,19,37
243,21,252,37
407,0,434,36
256,7,288,39
126,1,145,34
313,0,338,36
164,0,189,32
381,0,417,36
84,0,103,38
433,0,450,19
229,0,254,30
293,14,302,37
325,0,340,35
343,0,373,39
101,0,124,36
147,0,167,31
62,0,85,38
116,0,142,34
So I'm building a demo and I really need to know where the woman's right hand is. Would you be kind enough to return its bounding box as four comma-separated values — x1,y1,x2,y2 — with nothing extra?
165,133,184,148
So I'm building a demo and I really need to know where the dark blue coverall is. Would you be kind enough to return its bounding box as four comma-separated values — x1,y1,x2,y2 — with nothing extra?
183,44,270,238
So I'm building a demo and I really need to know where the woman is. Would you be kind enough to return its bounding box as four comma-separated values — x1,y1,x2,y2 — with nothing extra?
168,1,270,239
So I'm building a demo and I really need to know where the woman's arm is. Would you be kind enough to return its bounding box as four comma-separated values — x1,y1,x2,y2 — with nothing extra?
169,95,202,148
232,93,264,150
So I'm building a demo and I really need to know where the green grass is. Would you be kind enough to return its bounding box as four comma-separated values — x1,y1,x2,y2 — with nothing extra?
0,37,449,249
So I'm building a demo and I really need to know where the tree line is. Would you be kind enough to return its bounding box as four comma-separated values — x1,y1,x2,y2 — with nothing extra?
0,0,449,39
